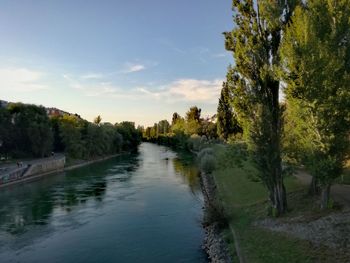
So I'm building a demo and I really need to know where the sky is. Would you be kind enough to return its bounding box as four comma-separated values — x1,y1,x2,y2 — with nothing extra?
0,0,233,126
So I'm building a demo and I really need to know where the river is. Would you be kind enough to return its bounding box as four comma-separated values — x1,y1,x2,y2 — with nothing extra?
0,143,207,263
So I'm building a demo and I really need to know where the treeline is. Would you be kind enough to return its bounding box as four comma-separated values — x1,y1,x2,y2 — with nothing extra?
0,103,141,159
220,0,350,213
142,105,242,150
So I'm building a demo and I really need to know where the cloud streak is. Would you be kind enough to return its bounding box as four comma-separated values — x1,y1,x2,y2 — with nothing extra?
137,79,222,104
0,67,49,92
168,79,222,102
122,63,146,74
64,73,222,104
80,73,103,80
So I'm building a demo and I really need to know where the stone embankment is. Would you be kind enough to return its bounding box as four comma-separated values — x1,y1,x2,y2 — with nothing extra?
0,154,123,188
0,156,65,187
200,171,232,263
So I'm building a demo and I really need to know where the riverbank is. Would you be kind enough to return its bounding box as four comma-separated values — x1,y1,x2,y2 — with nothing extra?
169,145,233,262
179,146,233,262
64,153,121,171
0,153,122,188
200,171,233,263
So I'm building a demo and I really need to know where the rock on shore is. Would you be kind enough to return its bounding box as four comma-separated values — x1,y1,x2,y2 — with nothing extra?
200,172,232,263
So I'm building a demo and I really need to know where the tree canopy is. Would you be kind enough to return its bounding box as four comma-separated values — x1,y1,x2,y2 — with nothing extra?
280,0,350,208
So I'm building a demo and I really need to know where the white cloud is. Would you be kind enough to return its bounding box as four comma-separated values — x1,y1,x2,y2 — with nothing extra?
122,63,146,74
212,53,229,58
64,74,140,100
167,79,222,103
0,67,48,91
136,78,223,104
64,72,222,104
80,73,103,80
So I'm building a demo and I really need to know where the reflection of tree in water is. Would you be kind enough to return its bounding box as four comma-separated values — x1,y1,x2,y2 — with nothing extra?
0,152,140,235
172,157,200,192
0,187,55,234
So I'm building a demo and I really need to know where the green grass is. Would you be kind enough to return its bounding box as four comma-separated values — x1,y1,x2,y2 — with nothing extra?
211,150,322,263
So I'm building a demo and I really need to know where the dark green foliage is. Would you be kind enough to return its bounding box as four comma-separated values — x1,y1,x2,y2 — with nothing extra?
217,81,242,140
186,106,201,122
143,106,219,149
0,108,13,156
58,114,84,158
201,117,218,140
0,103,141,160
115,121,142,151
7,103,53,157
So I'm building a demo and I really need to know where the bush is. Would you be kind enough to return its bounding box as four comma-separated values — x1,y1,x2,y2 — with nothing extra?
200,153,216,174
204,198,228,228
216,142,248,169
187,135,201,152
198,147,214,160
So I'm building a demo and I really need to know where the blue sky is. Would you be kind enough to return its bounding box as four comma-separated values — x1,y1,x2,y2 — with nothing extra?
0,0,233,126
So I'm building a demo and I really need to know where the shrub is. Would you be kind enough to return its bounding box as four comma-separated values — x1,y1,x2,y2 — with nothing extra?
216,142,248,169
204,198,228,228
187,135,201,152
198,147,214,160
200,153,216,174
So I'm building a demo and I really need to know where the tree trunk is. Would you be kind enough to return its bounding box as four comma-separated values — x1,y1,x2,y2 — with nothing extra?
320,184,331,209
272,179,287,215
308,176,320,195
271,79,287,215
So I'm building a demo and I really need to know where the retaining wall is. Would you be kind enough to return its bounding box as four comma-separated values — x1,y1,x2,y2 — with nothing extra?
0,156,65,186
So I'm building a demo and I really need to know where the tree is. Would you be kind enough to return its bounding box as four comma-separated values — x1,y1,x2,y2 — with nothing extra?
171,113,185,135
224,0,298,215
50,116,65,152
115,121,141,150
185,106,202,135
201,117,218,139
144,127,152,139
59,114,84,158
186,106,201,122
0,107,14,156
8,103,53,157
217,81,241,140
158,120,170,135
280,0,350,208
172,112,181,126
94,115,102,125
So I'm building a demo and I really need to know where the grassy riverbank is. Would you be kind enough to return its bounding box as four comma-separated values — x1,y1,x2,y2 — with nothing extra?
213,162,312,262
208,145,345,263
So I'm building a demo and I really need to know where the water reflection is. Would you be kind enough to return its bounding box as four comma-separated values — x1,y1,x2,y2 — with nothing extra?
172,152,201,193
0,153,139,235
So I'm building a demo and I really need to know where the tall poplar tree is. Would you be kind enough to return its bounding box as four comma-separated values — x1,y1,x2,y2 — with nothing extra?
224,0,298,215
280,0,350,208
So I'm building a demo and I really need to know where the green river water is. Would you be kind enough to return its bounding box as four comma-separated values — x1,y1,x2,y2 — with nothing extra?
0,143,207,263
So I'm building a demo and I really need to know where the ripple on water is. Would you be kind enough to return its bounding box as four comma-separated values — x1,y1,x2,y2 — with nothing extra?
0,143,207,262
